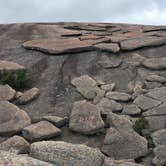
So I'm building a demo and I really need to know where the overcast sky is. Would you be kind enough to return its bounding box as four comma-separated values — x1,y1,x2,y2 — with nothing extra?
0,0,166,25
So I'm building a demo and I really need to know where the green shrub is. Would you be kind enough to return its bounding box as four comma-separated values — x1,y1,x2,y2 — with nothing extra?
133,117,149,135
0,69,30,90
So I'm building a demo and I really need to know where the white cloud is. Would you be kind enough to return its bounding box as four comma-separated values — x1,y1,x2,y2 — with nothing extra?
0,0,166,25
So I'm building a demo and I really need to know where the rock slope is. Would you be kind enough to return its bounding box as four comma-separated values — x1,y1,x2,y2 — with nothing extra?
1,22,166,165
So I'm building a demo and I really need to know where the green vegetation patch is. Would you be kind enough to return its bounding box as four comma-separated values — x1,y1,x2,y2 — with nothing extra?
0,69,31,90
133,117,149,135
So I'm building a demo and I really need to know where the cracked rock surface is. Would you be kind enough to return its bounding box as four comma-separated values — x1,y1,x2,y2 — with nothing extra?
1,22,166,165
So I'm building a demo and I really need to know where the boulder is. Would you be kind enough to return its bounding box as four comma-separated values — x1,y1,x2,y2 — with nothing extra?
30,141,105,166
0,84,16,101
142,57,166,70
94,43,120,53
0,101,31,136
0,151,54,166
152,129,166,146
0,60,25,72
22,121,61,141
106,91,131,102
145,74,166,83
133,95,161,111
97,98,123,115
97,55,122,68
120,37,166,51
71,75,105,103
17,87,40,104
23,38,93,55
42,116,68,127
101,113,148,159
103,158,143,166
153,145,166,166
0,135,29,154
100,83,116,91
122,104,141,115
146,87,166,103
69,100,104,135
101,127,148,160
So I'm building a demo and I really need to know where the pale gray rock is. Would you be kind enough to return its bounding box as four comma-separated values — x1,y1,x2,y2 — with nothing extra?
146,87,166,103
153,145,166,166
30,141,105,166
97,98,123,115
17,87,40,105
0,60,25,72
98,55,122,68
103,158,144,166
100,83,116,91
133,95,161,111
145,116,166,132
0,135,29,154
42,116,68,127
22,121,61,141
101,127,148,160
142,57,166,70
145,74,166,83
94,43,120,53
122,104,141,115
0,101,31,136
69,100,104,135
0,151,54,166
152,129,166,146
0,85,16,101
143,103,166,116
71,75,104,102
106,91,131,102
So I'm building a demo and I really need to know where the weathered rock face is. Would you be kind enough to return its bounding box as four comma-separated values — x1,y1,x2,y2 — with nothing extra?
152,129,166,146
2,22,166,165
0,60,25,72
69,100,104,135
0,151,54,166
30,141,105,166
0,101,31,136
17,87,40,105
101,113,148,160
23,38,93,55
0,85,16,101
0,135,29,154
22,121,61,141
103,158,144,166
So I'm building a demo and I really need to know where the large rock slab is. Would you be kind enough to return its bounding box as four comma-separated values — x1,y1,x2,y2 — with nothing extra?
143,103,166,116
120,37,166,51
0,135,29,154
0,101,31,136
69,100,104,135
122,104,141,115
152,129,166,146
142,57,166,70
94,43,120,53
106,91,131,102
71,75,105,103
22,121,61,141
97,55,122,68
146,87,166,103
101,113,148,159
103,158,143,166
17,87,40,105
23,38,93,55
0,85,16,101
0,60,25,72
97,98,123,115
101,127,148,160
30,141,105,166
0,151,54,166
133,95,161,111
153,145,166,166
